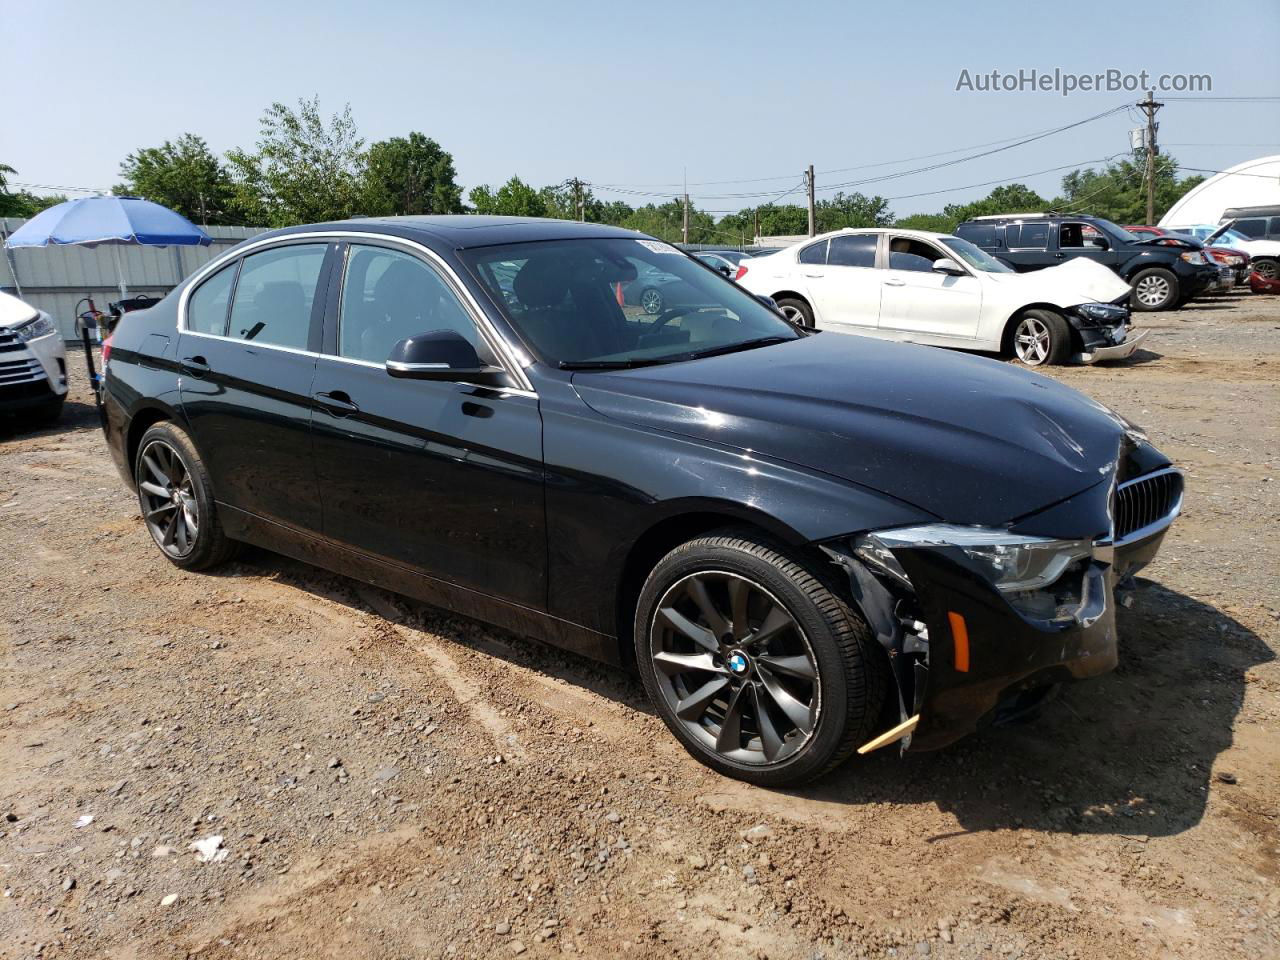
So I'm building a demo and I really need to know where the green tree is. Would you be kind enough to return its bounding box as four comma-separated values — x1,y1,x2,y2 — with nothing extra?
361,132,463,216
468,176,546,217
893,212,961,232
816,191,894,231
0,165,67,218
116,133,236,225
620,199,715,244
226,97,366,226
1051,153,1202,224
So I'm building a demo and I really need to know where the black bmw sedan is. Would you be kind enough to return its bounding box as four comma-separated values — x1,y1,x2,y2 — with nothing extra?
99,216,1182,786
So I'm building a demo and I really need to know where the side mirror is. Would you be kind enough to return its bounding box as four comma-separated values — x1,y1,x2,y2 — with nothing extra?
932,258,966,277
1087,237,1108,249
756,294,780,311
386,330,514,388
717,265,733,277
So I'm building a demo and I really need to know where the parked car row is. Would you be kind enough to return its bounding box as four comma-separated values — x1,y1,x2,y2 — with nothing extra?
734,227,1140,366
97,215,1183,786
952,213,1224,312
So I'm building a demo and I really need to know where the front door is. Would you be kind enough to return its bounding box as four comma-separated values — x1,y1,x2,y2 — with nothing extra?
309,241,546,609
1054,221,1122,269
177,240,334,532
876,235,982,339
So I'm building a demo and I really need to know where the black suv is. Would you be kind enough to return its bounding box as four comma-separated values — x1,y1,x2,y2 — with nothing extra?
955,213,1219,311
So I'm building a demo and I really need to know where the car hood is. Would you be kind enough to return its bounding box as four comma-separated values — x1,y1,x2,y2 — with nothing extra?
0,290,39,329
981,257,1133,307
572,334,1131,527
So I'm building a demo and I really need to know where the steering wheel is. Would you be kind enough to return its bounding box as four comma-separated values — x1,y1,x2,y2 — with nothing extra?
643,305,726,337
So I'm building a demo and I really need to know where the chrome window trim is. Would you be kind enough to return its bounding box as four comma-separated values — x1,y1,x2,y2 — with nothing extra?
177,230,535,393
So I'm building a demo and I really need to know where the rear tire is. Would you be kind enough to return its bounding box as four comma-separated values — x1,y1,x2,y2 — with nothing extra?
1131,267,1180,311
775,297,815,328
1009,309,1072,366
135,421,237,571
635,531,888,786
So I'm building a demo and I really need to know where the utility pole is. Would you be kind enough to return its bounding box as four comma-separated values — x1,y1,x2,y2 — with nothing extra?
570,177,585,222
753,208,760,245
682,193,690,245
806,164,816,237
1138,91,1163,226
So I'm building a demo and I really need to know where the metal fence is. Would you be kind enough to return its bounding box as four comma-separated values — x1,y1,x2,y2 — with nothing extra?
0,221,269,340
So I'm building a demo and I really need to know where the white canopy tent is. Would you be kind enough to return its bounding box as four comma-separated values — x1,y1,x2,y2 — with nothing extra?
1160,155,1280,227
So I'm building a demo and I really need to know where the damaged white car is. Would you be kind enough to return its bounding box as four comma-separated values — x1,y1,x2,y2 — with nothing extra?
735,227,1143,366
1,290,68,423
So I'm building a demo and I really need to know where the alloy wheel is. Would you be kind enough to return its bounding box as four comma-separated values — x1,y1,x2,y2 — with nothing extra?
649,571,820,766
1135,274,1171,307
1255,260,1279,281
1014,315,1051,365
640,288,664,315
779,304,806,324
138,439,199,558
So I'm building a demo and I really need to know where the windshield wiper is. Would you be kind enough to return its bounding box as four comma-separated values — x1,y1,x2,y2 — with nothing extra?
558,358,671,370
680,336,794,361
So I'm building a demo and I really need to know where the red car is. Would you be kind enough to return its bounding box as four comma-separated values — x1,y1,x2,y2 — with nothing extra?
1250,269,1280,294
1125,225,1251,285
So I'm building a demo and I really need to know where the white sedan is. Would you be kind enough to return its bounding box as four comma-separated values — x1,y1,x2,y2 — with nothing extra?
1,290,68,424
736,228,1145,366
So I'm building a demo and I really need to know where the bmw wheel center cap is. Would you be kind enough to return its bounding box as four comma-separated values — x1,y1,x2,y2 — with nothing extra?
728,651,750,676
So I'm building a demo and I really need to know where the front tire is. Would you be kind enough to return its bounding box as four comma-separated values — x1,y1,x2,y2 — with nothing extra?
1009,309,1072,366
27,396,65,426
635,531,888,786
135,422,237,571
1253,259,1279,282
1131,267,1180,311
774,297,815,328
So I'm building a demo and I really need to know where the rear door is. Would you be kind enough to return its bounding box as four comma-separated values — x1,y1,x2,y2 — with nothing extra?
177,239,334,532
309,240,546,608
877,235,982,339
812,233,883,330
1003,220,1056,270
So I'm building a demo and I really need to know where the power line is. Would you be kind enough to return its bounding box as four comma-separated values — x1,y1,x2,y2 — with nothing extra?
592,102,1131,192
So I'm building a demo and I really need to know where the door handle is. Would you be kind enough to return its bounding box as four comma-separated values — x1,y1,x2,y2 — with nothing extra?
883,279,906,287
802,272,823,278
313,390,360,416
180,355,210,376
1054,253,1065,258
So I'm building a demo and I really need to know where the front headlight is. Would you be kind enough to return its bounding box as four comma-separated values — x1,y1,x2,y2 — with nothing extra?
853,524,1092,594
1072,302,1129,324
10,312,57,342
1179,251,1206,265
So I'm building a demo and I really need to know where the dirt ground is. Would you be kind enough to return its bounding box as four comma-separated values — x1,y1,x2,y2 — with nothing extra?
2,290,1278,960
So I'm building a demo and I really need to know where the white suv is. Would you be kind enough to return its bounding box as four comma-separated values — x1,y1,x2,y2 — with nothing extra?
0,290,68,424
736,227,1145,366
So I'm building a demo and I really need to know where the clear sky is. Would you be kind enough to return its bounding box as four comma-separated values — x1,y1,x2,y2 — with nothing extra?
6,0,1279,218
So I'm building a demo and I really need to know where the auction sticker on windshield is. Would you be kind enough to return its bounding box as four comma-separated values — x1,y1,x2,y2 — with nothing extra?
635,239,682,255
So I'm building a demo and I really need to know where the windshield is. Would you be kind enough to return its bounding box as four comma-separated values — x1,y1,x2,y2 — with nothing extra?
1092,218,1141,243
940,236,1013,273
462,237,801,367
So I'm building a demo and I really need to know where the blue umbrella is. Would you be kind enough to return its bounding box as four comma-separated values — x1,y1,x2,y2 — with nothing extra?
5,194,212,298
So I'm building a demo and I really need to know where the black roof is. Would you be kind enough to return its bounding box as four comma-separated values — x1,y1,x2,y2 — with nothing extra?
266,215,642,252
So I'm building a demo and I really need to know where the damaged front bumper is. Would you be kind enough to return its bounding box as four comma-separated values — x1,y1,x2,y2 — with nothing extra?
821,467,1182,753
1066,301,1146,364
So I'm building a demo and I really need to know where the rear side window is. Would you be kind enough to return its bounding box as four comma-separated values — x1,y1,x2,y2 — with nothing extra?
1007,222,1049,248
1234,218,1266,238
827,234,877,267
956,222,998,247
227,244,327,350
186,263,236,335
797,240,828,265
1270,217,1280,237
339,245,484,364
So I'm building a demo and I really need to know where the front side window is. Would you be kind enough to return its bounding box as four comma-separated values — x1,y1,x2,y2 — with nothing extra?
887,237,944,272
827,234,877,268
227,244,327,349
186,262,236,335
339,245,484,364
1234,219,1266,238
797,240,828,265
462,237,800,367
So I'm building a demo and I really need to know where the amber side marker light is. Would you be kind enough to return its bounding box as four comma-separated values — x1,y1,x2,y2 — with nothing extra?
947,611,970,673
